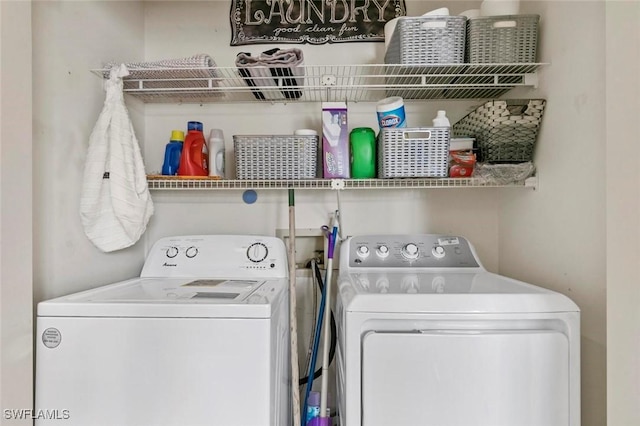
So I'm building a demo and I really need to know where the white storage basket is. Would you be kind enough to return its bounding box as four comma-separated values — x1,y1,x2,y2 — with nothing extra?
378,127,450,178
233,135,318,179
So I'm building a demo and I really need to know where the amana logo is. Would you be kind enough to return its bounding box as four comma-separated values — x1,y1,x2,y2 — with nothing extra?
163,262,177,267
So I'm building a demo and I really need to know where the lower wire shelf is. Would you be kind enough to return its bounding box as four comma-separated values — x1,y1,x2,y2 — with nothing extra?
146,176,537,190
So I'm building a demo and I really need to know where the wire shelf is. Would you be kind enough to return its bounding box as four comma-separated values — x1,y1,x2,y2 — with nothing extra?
91,63,546,103
146,176,537,190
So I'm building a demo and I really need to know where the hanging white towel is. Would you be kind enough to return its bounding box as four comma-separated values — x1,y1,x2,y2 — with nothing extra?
80,64,154,252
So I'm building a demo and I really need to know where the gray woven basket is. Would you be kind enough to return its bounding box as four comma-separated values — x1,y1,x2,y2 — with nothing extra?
466,15,539,63
378,127,450,178
452,99,546,163
233,135,318,179
385,16,466,65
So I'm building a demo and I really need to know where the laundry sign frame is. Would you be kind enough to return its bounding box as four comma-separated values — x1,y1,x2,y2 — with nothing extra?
230,0,407,45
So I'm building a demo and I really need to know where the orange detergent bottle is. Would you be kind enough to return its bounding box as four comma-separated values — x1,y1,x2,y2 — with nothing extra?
178,121,209,176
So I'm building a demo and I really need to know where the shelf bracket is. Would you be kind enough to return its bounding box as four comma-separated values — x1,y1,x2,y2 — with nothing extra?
524,73,538,88
524,176,538,190
331,179,346,191
321,74,337,87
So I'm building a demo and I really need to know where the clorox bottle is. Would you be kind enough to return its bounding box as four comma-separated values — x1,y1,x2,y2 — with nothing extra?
178,121,209,176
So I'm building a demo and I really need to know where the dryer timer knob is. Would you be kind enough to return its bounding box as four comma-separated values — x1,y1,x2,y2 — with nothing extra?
401,243,419,260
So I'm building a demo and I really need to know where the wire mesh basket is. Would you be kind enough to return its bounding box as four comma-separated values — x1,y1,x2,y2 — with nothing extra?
233,135,318,179
452,99,546,163
385,16,467,65
466,15,539,63
378,127,450,178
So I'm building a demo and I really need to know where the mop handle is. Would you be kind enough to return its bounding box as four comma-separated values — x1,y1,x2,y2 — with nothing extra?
288,189,301,426
319,216,339,419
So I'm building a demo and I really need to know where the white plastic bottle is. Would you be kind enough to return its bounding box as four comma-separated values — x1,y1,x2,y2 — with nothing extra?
432,110,451,127
208,129,225,178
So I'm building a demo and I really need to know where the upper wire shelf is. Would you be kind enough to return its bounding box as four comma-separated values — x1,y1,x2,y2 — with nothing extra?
91,63,546,103
146,176,538,190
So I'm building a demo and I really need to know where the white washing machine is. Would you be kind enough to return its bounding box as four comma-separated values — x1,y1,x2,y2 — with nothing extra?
335,234,580,426
36,235,290,426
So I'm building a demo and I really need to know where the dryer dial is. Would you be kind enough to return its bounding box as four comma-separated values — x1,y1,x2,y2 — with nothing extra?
401,243,419,260
247,242,268,263
166,247,179,258
432,245,446,259
356,245,370,258
376,245,390,258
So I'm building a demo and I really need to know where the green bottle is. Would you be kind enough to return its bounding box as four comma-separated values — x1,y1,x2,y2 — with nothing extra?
350,127,376,179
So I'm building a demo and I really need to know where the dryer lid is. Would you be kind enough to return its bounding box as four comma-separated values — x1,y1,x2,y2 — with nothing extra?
338,271,580,314
37,277,288,318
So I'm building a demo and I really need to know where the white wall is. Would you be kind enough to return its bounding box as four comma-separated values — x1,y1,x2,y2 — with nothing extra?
0,1,33,424
32,1,146,302
497,2,606,424
606,1,640,424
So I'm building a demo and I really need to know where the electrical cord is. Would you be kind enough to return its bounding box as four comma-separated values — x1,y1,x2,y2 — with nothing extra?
298,261,337,386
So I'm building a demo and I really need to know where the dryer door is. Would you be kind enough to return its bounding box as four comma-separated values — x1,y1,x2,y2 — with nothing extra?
362,330,569,426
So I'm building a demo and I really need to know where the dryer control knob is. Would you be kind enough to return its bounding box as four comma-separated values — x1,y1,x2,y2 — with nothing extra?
356,245,370,258
401,243,419,260
376,245,390,258
432,245,446,259
166,246,179,258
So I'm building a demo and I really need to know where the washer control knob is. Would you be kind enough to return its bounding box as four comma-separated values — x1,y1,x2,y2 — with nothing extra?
185,246,199,258
376,245,390,258
356,245,370,258
432,245,446,259
401,243,419,260
247,242,268,263
166,246,179,258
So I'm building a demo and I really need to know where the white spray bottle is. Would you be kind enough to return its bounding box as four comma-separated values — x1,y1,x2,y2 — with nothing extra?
208,129,225,178
432,110,451,127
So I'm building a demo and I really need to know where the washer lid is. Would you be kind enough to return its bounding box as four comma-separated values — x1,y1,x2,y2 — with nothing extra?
338,271,580,314
37,277,287,318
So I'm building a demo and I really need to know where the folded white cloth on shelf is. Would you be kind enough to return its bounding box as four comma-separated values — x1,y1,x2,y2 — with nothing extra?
104,54,220,90
236,48,304,100
80,64,154,252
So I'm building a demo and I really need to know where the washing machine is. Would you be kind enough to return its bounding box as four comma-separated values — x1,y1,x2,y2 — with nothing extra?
335,234,580,426
36,235,290,426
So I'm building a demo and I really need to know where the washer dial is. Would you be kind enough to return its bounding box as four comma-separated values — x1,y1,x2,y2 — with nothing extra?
166,246,179,258
247,242,268,263
185,246,199,258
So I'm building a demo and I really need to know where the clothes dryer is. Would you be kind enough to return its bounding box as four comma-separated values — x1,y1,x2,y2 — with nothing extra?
335,234,579,426
36,235,290,426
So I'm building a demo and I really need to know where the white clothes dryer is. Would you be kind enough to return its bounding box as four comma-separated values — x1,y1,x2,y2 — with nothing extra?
36,235,290,426
335,234,580,426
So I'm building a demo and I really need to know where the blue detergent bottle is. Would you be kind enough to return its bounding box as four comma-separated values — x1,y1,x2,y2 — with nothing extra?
161,130,185,175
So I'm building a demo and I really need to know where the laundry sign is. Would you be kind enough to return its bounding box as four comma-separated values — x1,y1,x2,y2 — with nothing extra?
230,0,407,45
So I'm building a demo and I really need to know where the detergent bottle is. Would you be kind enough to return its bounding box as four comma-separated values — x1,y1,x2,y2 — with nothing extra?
208,129,225,178
178,121,208,176
161,130,184,175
